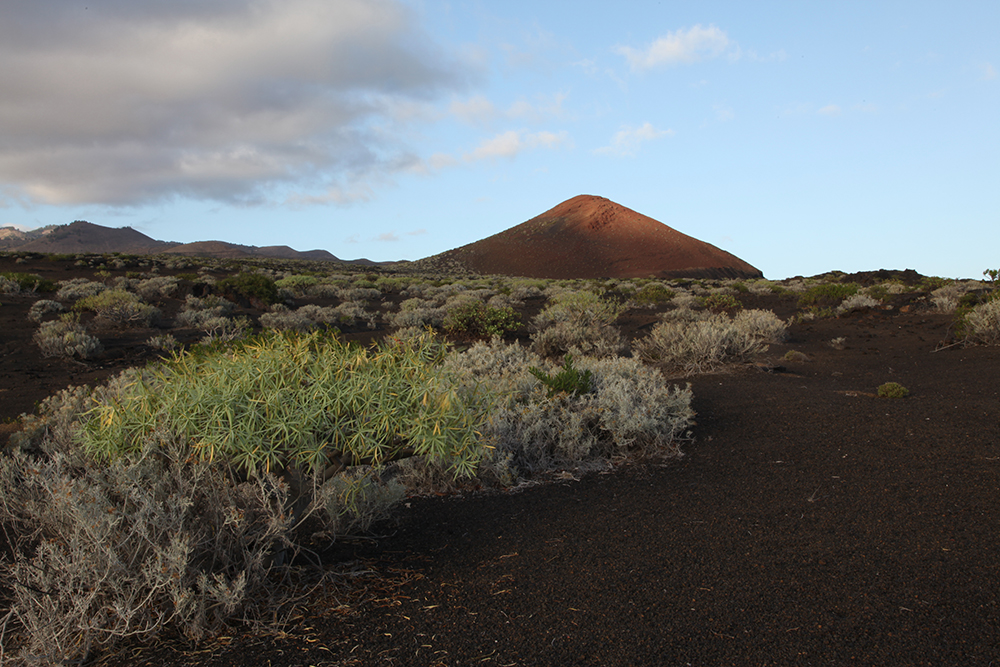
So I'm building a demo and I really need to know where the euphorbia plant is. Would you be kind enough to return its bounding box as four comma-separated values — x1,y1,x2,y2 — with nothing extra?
83,329,490,518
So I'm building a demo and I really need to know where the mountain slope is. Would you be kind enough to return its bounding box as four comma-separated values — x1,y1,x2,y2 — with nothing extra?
415,195,763,280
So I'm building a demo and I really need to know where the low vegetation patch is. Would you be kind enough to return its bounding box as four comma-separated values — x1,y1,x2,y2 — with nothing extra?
877,382,910,398
1,331,491,663
798,282,860,307
32,313,103,359
443,300,521,339
634,309,787,374
532,290,627,358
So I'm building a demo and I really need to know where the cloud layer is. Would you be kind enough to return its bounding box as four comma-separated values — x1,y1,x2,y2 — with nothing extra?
0,0,468,207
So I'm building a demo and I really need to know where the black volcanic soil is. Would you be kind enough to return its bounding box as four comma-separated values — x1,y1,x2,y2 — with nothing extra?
2,256,999,665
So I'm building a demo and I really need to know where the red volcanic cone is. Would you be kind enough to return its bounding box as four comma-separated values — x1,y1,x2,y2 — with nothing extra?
421,195,763,280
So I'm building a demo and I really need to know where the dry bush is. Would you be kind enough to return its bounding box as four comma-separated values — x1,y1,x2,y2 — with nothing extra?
439,339,694,478
531,290,627,358
136,275,180,300
0,430,295,664
634,309,785,374
963,299,1000,345
836,293,880,315
28,299,65,322
33,314,103,359
176,295,237,327
56,278,107,301
75,289,160,328
931,280,985,313
389,297,447,329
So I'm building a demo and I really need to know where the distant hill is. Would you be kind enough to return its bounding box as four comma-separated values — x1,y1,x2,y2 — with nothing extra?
413,195,763,280
0,220,367,264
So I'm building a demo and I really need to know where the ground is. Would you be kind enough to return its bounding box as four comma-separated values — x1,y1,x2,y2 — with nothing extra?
2,255,998,665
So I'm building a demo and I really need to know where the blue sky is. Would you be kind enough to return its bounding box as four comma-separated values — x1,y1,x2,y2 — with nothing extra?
1,1,997,279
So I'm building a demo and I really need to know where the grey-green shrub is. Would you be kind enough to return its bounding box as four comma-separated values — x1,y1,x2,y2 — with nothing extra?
963,299,1000,345
75,289,160,328
531,290,627,358
28,299,65,322
0,428,295,663
634,309,784,373
443,338,694,476
33,314,103,359
836,293,880,315
56,278,107,301
176,295,237,327
136,275,180,300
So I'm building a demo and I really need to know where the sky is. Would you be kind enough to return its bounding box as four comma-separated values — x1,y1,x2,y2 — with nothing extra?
1,1,997,280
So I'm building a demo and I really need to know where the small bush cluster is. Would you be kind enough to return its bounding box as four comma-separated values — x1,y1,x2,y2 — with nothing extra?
0,271,56,293
798,282,859,307
216,272,279,305
836,293,881,315
75,289,160,328
633,283,676,306
531,290,626,358
443,300,521,339
27,299,65,322
443,339,694,476
634,309,787,374
877,382,910,398
2,331,492,663
136,275,180,301
176,295,237,328
33,313,103,359
962,299,1000,345
56,277,107,301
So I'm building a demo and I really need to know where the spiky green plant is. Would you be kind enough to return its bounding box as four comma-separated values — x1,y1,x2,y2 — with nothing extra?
82,330,490,485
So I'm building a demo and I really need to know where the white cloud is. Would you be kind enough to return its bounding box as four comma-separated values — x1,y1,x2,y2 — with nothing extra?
714,105,736,122
616,25,733,71
465,130,570,161
981,62,998,80
376,232,400,242
594,123,673,157
0,0,470,207
818,104,842,116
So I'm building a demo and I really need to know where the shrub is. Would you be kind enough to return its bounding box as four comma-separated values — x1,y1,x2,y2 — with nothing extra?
136,275,180,300
444,339,694,476
633,283,676,306
443,300,521,339
27,299,65,322
200,315,252,343
176,295,237,327
836,293,881,315
701,293,742,313
146,333,179,352
531,290,626,358
0,271,57,293
528,354,593,398
962,299,1000,345
0,425,296,662
1,331,492,662
732,309,789,343
216,272,279,305
75,289,160,328
389,297,447,329
634,309,783,373
877,382,910,398
33,313,103,359
274,274,319,294
798,282,860,307
56,277,107,301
